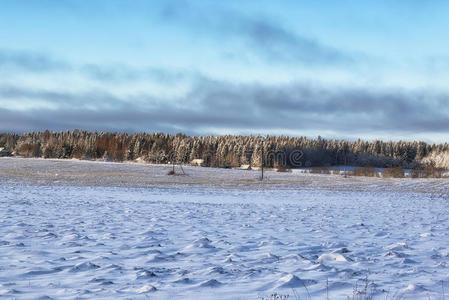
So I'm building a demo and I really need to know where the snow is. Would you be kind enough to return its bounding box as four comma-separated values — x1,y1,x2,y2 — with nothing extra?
0,157,449,299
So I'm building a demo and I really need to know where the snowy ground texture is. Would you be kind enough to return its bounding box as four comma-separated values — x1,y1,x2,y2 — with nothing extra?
1,158,449,299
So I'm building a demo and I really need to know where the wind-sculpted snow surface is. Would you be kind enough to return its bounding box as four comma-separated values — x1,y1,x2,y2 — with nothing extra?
0,159,449,299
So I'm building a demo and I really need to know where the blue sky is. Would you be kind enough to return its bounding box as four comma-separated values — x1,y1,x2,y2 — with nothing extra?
1,0,449,142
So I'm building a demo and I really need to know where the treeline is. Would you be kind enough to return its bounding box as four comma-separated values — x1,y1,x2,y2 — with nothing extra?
0,130,448,169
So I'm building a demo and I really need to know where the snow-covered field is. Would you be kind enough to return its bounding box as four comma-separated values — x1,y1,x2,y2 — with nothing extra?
1,158,449,299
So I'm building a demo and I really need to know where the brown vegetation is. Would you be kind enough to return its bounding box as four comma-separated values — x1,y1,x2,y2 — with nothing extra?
410,165,445,178
309,166,331,174
353,166,379,177
382,167,405,178
276,166,292,172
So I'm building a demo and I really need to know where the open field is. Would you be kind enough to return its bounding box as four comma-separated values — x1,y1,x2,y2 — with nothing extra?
1,157,449,299
1,157,449,194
